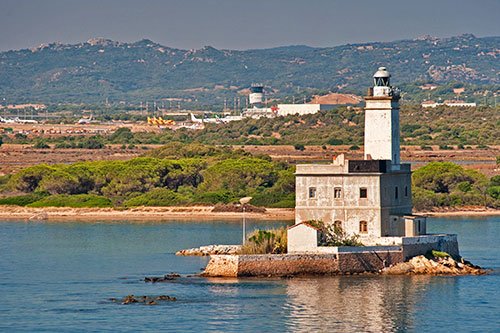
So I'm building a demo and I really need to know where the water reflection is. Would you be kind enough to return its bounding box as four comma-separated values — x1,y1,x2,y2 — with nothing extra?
284,275,448,333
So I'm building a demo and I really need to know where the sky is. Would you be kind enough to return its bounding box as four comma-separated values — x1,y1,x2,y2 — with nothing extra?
0,0,499,51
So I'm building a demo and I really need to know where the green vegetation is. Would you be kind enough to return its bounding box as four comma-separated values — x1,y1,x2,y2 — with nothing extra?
0,143,295,208
307,220,364,246
3,105,497,148
412,162,499,210
0,145,498,210
33,140,50,149
0,192,49,206
28,194,112,208
239,228,287,254
428,250,452,258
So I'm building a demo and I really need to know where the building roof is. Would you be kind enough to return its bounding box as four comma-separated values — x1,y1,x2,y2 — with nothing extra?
287,221,321,231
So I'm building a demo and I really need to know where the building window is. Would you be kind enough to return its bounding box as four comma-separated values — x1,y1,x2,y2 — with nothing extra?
395,186,399,200
359,221,368,234
308,187,317,199
360,187,367,199
334,220,343,231
404,186,408,197
334,187,342,199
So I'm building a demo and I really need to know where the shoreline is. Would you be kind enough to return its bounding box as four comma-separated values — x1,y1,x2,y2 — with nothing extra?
0,205,498,222
0,206,295,222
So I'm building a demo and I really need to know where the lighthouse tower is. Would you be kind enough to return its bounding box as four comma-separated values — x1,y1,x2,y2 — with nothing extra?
364,67,401,166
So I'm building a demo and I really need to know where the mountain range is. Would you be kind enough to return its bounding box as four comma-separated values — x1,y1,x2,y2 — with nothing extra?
0,34,498,106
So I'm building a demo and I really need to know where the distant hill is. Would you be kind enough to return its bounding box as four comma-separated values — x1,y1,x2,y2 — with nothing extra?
0,34,498,105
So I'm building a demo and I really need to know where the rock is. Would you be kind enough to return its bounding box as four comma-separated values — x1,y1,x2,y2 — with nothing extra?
382,255,487,275
176,244,241,256
144,273,181,283
113,294,177,305
122,295,138,304
29,212,48,221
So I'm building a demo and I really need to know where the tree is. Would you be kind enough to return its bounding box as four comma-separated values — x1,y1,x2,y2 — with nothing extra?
294,144,305,151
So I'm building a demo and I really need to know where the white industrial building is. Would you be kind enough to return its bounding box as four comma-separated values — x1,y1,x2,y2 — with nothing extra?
275,103,337,116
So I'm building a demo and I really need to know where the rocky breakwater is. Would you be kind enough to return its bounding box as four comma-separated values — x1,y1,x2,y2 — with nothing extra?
176,244,241,256
109,295,177,305
383,255,487,275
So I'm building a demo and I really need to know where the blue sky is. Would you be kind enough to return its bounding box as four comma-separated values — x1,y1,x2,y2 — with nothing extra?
1,0,499,51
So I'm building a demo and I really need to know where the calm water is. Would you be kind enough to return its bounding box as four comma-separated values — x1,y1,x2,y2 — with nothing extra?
0,216,499,332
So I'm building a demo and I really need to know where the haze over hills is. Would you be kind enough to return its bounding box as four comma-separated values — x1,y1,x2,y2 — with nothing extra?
0,34,498,105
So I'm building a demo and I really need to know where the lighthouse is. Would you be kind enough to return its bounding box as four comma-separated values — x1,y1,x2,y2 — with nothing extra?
364,67,401,166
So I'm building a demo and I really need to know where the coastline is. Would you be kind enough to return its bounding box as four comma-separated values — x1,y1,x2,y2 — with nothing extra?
0,205,295,222
0,205,498,222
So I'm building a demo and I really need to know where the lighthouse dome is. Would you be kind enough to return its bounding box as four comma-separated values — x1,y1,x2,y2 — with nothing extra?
373,67,391,87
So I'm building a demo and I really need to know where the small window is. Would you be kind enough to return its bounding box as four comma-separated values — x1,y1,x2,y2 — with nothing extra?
334,187,342,199
309,187,317,198
334,220,343,230
404,186,408,197
359,221,368,233
395,186,399,200
360,188,367,199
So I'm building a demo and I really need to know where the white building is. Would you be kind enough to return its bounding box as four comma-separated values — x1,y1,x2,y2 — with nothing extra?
421,100,477,108
289,67,427,249
275,103,337,116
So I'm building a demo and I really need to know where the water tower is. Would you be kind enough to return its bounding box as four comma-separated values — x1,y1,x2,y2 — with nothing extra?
249,83,264,108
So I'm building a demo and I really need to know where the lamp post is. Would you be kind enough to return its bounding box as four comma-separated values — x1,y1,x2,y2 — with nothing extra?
239,197,252,244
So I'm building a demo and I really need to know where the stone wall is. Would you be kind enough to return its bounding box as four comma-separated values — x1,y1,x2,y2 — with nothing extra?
203,251,403,277
203,255,239,277
338,251,403,273
402,235,459,260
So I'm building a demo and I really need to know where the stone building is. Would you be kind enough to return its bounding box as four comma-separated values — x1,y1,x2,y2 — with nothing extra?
291,67,426,246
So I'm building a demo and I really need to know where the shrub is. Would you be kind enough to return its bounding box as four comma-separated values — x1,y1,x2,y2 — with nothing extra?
294,143,305,151
33,140,50,149
327,138,343,145
0,192,49,206
28,194,112,208
349,145,360,151
239,228,287,254
307,220,363,246
123,188,192,207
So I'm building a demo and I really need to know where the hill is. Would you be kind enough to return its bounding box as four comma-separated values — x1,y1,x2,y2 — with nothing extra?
0,34,498,105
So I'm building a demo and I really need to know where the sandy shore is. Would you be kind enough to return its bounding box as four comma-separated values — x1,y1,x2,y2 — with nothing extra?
419,209,500,217
0,205,498,222
0,206,295,222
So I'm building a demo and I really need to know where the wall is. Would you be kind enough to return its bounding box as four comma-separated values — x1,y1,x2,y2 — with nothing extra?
203,251,404,277
295,172,383,238
276,104,336,116
402,234,459,260
364,97,400,164
287,224,319,253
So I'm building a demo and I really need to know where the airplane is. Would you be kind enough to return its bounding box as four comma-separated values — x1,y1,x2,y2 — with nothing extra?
147,116,175,126
16,117,38,124
0,116,38,124
0,116,16,123
190,113,239,124
77,114,93,124
215,115,243,123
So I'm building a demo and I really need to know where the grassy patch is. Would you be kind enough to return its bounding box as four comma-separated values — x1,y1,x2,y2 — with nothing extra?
239,228,287,254
0,192,49,206
28,194,112,208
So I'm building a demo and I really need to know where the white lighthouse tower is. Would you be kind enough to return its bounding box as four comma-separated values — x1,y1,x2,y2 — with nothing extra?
364,67,401,166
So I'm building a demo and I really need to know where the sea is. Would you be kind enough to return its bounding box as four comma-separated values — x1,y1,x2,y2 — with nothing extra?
0,216,498,332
